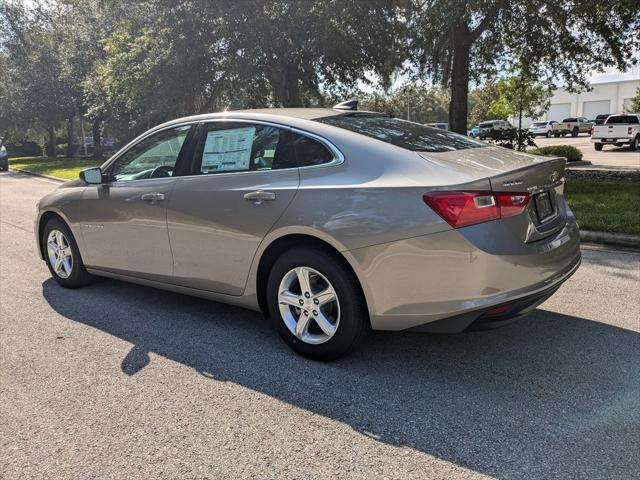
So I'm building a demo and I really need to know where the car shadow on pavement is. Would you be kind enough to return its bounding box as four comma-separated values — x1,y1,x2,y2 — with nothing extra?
42,277,639,480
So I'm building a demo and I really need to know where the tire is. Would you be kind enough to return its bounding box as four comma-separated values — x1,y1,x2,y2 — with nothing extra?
546,130,552,138
571,127,579,137
266,245,369,361
554,132,560,138
594,143,603,151
43,217,93,288
630,136,639,151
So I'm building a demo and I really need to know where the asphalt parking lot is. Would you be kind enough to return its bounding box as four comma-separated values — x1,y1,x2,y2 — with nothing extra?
534,135,640,168
1,171,639,479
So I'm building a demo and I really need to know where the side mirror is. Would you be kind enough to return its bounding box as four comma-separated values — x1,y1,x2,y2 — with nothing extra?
79,167,103,184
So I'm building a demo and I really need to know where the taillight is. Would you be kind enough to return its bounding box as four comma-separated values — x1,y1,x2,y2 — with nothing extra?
423,191,530,228
590,127,594,136
628,127,633,135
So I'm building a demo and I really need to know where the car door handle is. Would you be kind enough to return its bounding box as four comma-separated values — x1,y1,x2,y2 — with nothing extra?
141,192,165,203
244,190,276,204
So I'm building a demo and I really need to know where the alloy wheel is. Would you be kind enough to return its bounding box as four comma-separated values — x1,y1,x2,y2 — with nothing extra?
47,229,73,279
278,266,340,345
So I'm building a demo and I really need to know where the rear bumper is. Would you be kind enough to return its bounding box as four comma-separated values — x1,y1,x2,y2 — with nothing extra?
345,213,581,332
590,137,631,144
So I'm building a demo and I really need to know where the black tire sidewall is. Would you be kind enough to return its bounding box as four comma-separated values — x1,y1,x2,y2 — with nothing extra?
266,246,368,360
43,217,90,288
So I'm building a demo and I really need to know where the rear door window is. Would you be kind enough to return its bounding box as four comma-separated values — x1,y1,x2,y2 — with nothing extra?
317,114,484,152
195,123,296,174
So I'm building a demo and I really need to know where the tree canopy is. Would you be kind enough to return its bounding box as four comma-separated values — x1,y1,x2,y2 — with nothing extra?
1,0,638,151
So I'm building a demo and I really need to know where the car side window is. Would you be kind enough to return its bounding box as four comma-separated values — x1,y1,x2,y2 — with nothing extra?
196,123,296,174
292,132,334,167
111,125,191,182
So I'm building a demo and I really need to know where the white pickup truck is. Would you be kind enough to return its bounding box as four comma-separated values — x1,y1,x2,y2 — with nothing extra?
590,114,640,151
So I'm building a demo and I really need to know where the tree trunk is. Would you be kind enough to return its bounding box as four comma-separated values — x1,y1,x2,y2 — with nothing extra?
66,115,75,158
92,118,103,159
46,128,55,157
275,62,301,107
448,36,471,134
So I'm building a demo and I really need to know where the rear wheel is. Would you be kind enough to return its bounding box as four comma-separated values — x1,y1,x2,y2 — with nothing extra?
266,246,369,361
43,217,93,288
571,127,579,137
594,143,603,151
630,135,639,151
546,130,552,138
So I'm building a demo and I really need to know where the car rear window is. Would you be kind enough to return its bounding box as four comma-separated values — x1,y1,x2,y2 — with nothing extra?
532,122,547,127
316,115,484,152
605,115,639,124
562,118,577,122
479,122,495,128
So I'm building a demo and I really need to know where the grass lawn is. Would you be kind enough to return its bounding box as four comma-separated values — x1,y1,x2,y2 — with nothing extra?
565,179,640,235
9,156,102,180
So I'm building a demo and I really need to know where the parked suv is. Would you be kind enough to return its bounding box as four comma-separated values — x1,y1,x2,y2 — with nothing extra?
528,121,558,137
479,120,511,140
552,117,592,137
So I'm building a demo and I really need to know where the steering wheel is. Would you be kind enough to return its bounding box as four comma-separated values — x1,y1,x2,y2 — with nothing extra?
150,165,173,178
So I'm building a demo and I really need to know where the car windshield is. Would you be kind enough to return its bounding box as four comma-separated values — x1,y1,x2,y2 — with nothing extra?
316,114,485,152
605,115,639,124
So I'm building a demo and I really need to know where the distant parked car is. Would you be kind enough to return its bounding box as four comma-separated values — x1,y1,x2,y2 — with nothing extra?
528,121,558,138
593,114,612,125
479,120,511,140
551,117,592,137
0,140,8,171
425,122,449,130
590,113,640,151
469,126,480,137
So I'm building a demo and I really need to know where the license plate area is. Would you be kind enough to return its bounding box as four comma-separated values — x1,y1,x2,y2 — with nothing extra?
534,191,554,223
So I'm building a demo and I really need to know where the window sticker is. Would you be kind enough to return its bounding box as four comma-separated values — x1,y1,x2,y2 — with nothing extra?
202,126,256,173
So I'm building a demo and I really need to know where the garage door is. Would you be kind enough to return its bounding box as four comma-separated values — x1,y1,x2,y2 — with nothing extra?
583,100,611,120
546,103,571,122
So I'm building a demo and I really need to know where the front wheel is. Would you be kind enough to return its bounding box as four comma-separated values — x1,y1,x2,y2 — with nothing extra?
594,143,603,151
630,135,639,151
266,246,369,361
43,217,93,288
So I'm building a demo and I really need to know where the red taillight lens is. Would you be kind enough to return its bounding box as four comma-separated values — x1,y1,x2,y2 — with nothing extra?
495,192,530,218
423,191,530,228
590,127,594,136
628,127,633,135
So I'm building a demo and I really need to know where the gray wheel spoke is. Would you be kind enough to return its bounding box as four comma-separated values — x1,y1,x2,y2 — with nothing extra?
295,313,312,338
315,286,337,307
62,257,73,274
279,290,302,307
295,267,312,295
314,311,336,337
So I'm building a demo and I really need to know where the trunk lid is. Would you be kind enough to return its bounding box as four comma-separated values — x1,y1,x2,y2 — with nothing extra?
419,146,567,242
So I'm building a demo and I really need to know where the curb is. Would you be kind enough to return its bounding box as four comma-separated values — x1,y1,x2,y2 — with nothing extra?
8,167,65,182
566,160,592,167
581,230,640,250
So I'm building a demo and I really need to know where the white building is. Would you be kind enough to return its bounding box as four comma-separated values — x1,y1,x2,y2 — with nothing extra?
513,78,639,127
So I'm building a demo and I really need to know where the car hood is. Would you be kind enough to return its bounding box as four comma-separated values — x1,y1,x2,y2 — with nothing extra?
417,146,558,180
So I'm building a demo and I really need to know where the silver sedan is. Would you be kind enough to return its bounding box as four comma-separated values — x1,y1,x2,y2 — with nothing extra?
36,107,581,360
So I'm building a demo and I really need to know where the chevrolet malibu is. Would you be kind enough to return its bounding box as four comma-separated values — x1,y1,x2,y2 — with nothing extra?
36,106,581,360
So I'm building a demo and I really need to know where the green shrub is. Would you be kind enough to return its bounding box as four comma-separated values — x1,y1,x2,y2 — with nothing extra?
528,145,583,162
